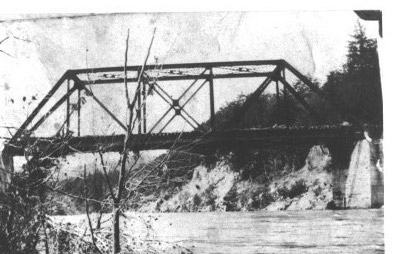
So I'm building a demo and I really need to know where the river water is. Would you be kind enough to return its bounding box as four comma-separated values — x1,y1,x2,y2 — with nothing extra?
52,209,384,253
144,209,384,254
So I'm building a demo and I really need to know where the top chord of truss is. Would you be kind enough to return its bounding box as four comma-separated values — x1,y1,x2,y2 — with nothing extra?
71,59,284,85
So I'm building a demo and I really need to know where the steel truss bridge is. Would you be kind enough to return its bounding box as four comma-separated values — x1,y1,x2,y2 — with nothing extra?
2,59,380,158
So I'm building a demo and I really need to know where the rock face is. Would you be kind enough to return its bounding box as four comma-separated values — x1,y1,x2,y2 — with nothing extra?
264,146,333,211
159,163,238,212
144,145,336,212
139,140,384,212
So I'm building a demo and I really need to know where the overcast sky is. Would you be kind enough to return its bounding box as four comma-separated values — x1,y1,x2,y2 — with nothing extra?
0,12,380,140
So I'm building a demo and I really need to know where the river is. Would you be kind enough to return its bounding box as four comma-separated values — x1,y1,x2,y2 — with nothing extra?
142,209,384,254
51,209,384,253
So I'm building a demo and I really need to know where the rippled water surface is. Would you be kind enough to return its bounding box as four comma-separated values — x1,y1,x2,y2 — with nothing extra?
147,209,384,254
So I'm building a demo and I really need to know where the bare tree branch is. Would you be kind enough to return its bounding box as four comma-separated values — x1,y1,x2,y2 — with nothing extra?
83,165,102,253
0,36,10,44
0,49,14,57
98,151,116,200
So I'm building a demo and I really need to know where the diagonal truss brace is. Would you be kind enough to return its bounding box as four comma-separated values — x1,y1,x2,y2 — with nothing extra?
73,77,128,132
278,76,322,123
29,85,78,133
10,72,70,142
149,81,204,132
147,70,209,133
226,65,283,128
282,61,358,125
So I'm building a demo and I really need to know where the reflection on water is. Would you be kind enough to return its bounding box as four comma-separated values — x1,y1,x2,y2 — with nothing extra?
144,209,383,254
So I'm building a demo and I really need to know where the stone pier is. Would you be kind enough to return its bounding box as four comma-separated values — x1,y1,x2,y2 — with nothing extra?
332,138,384,209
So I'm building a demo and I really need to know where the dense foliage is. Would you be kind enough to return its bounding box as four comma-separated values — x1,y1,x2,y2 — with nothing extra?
0,153,53,254
212,25,382,128
322,24,382,124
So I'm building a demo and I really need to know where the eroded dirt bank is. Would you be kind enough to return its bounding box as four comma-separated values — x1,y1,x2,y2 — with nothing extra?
51,139,383,214
138,145,337,212
138,137,383,212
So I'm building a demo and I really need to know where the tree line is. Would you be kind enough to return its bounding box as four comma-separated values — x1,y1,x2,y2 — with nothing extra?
213,24,382,129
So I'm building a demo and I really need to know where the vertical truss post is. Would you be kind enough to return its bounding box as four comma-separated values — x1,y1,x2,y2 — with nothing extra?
142,80,147,133
276,80,280,103
78,88,81,136
208,68,215,129
275,80,280,124
137,80,142,134
66,79,70,134
282,67,287,126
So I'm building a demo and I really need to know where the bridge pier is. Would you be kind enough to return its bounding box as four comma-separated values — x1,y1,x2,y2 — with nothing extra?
0,147,14,192
328,135,384,209
370,139,384,208
327,139,355,209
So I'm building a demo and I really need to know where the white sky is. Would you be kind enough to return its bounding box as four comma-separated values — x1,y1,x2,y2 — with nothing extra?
0,11,381,138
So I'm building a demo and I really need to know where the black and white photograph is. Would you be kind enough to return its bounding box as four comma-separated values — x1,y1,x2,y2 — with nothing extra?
0,5,389,254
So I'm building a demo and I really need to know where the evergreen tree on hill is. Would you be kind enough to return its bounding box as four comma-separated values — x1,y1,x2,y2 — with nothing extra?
211,23,382,129
322,23,382,124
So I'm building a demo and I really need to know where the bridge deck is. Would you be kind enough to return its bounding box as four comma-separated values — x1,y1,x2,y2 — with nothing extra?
4,126,367,157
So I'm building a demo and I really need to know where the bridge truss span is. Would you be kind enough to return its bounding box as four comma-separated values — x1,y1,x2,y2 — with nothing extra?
5,59,370,158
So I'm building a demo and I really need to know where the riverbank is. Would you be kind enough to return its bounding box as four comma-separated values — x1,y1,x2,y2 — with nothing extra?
139,137,383,212
50,138,383,214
